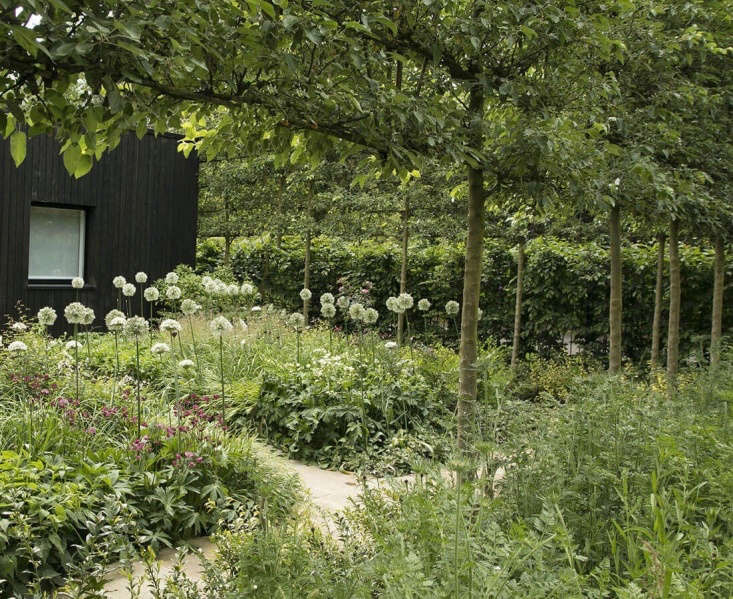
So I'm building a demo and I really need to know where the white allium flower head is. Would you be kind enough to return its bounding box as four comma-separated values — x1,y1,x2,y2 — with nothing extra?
227,283,239,296
151,342,171,355
179,358,195,369
348,302,365,321
165,285,182,300
201,275,213,286
203,280,217,294
113,275,126,289
418,298,431,311
64,302,87,325
445,300,460,316
288,312,306,331
71,277,84,289
11,322,28,332
37,307,57,327
165,272,179,285
398,293,414,310
159,318,182,334
251,306,262,312
363,307,379,324
135,272,148,283
7,340,28,352
80,307,95,326
144,287,159,302
386,296,404,314
123,316,149,338
122,283,136,297
180,299,201,316
320,292,335,305
216,280,228,295
299,288,312,301
384,341,398,350
336,296,350,310
240,282,255,295
65,339,83,350
321,303,336,319
210,315,234,335
109,316,126,332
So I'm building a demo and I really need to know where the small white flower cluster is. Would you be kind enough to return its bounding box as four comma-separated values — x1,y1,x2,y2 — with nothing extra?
7,340,28,352
299,288,312,301
320,293,335,306
71,277,85,289
240,282,256,296
179,358,195,370
288,312,306,331
123,316,149,339
336,296,350,310
165,272,179,285
105,309,126,332
202,275,240,296
65,340,83,351
11,322,28,332
445,300,460,316
113,275,127,289
151,342,171,355
144,287,160,302
387,293,414,314
180,298,201,316
122,283,136,297
348,302,365,321
160,318,183,334
135,272,148,284
166,285,182,300
417,298,431,311
209,315,234,335
37,307,58,327
321,303,336,319
64,302,92,325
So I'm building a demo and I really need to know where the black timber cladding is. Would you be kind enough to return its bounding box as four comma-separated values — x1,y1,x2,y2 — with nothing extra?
0,131,198,332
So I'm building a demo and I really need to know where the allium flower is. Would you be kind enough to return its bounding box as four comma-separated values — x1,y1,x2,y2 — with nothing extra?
65,340,83,351
320,292,335,305
122,283,136,297
299,288,312,301
209,315,233,335
288,312,306,331
80,307,95,326
321,303,336,319
227,283,239,296
201,276,213,286
180,299,201,316
384,341,398,350
123,316,149,338
159,318,182,334
113,275,127,289
386,296,404,314
11,322,28,332
336,296,350,310
240,282,255,295
165,272,179,285
166,285,182,300
398,293,414,310
135,272,148,284
418,298,431,311
64,302,87,324
151,342,171,355
179,359,195,370
445,300,460,316
203,280,217,294
37,307,57,327
105,309,126,330
251,306,262,312
7,340,28,352
109,316,126,332
144,287,159,302
348,302,365,321
215,280,228,295
362,307,379,324
71,277,84,289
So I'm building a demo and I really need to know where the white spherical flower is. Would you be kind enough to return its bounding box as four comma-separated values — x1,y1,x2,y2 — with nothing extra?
165,272,179,285
122,283,136,297
37,307,57,327
215,280,228,295
7,340,28,352
113,275,127,289
445,300,460,316
180,299,201,316
386,296,404,314
64,302,87,325
398,293,414,311
210,315,234,335
417,298,431,312
71,277,85,289
203,280,217,294
299,288,312,301
288,312,306,331
105,309,126,330
135,272,148,284
65,340,83,351
336,296,350,310
178,358,195,370
240,282,255,295
109,316,126,332
320,292,335,306
11,322,28,332
251,306,262,312
384,341,398,350
201,275,213,286
362,307,379,325
81,307,95,326
159,318,182,334
165,285,182,300
144,287,160,302
151,342,171,355
227,283,239,296
123,316,149,339
321,303,336,319
348,302,365,321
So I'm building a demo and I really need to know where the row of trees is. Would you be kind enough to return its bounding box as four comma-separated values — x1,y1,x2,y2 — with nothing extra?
1,0,730,451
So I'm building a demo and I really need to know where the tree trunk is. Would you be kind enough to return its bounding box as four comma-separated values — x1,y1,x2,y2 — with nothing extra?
650,233,665,370
510,241,525,373
711,234,725,369
667,218,681,383
608,205,622,374
303,228,311,323
223,235,232,267
397,198,409,346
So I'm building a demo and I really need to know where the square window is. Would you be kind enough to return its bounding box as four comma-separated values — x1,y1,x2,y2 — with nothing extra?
28,206,85,281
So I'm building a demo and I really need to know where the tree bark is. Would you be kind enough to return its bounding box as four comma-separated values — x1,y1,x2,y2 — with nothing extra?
608,205,622,374
711,234,725,369
667,218,681,383
650,233,665,370
397,198,409,346
510,241,525,373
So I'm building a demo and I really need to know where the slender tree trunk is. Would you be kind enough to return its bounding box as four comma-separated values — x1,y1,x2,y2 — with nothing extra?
223,235,232,266
397,198,409,346
650,233,665,370
667,218,681,383
510,241,525,373
711,234,725,369
608,205,622,374
303,228,312,323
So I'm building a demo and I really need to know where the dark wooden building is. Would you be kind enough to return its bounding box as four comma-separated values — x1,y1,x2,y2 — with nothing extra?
0,131,198,331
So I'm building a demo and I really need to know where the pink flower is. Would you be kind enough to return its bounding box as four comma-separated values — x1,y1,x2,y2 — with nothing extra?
86,427,97,435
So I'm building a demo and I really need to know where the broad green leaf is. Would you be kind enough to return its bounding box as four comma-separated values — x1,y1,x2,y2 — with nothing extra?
9,131,26,167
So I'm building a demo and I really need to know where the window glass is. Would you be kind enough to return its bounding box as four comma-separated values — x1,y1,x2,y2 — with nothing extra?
28,206,85,280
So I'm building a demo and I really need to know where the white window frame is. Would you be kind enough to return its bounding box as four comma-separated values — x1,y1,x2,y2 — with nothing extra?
28,206,86,281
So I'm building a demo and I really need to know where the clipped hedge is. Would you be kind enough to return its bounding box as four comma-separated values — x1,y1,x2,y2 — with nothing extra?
197,235,730,362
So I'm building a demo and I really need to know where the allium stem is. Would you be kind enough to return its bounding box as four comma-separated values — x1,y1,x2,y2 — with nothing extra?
85,327,91,361
135,337,141,439
296,330,301,364
188,315,201,376
219,335,225,425
73,324,80,405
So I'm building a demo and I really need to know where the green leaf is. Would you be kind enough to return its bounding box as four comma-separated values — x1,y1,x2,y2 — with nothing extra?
62,145,81,176
9,131,26,167
74,154,93,178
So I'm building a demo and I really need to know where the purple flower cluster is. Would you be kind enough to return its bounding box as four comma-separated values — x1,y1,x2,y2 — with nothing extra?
172,450,204,468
